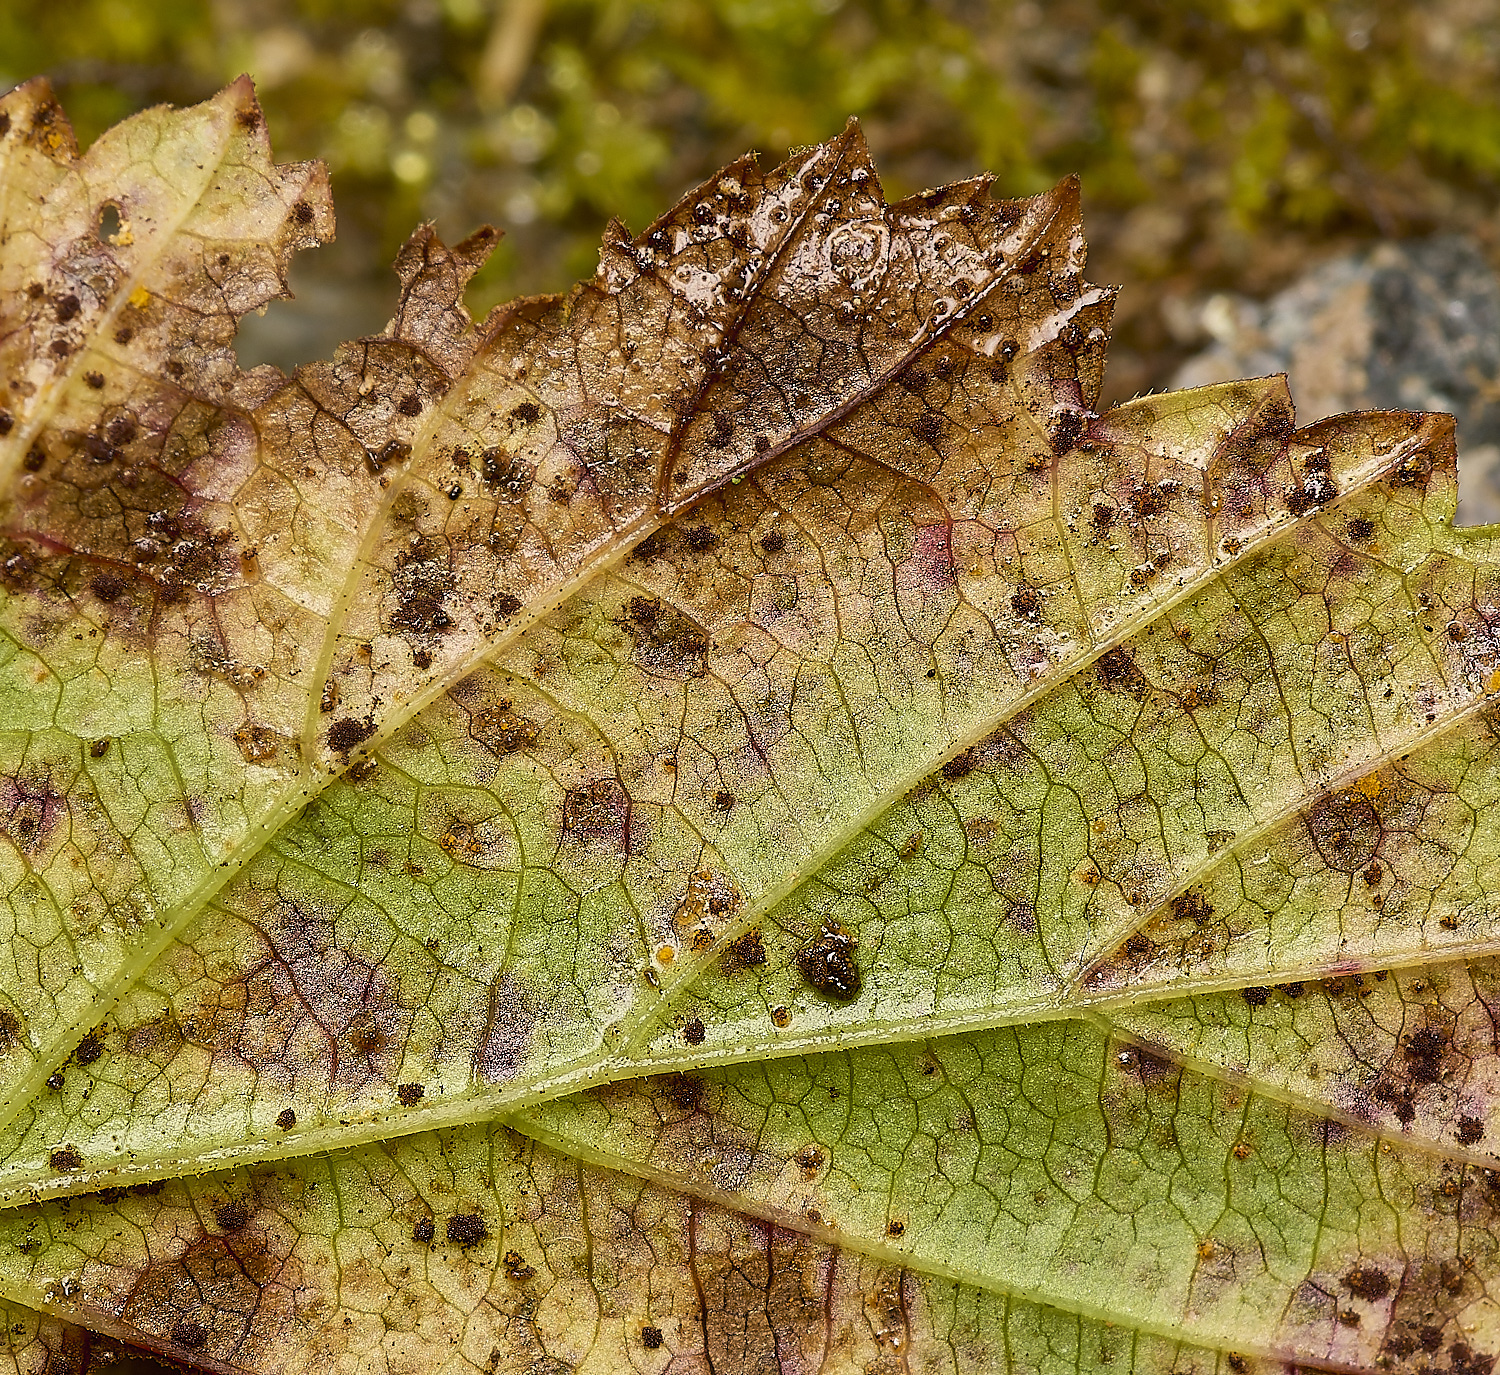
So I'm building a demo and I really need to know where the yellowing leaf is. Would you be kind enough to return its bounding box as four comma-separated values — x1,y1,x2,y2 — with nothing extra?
0,80,1498,1374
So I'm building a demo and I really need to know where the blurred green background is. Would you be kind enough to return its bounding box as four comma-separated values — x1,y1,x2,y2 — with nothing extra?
5,0,1500,404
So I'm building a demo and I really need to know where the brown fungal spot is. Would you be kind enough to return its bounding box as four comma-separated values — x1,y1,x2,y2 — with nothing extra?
49,1146,82,1171
720,927,766,974
713,789,735,811
940,750,975,781
346,1010,386,1057
1132,482,1166,517
795,1145,824,1176
471,698,538,755
293,200,314,224
659,1072,705,1113
562,778,631,847
503,1249,535,1281
389,539,454,636
1287,472,1337,515
1241,986,1271,1007
1363,861,1383,885
1171,891,1213,926
46,1071,64,1090
707,410,734,447
366,440,410,475
760,529,785,554
327,717,374,758
1307,792,1381,873
396,1081,425,1106
682,1016,705,1046
73,1031,104,1066
275,1108,295,1130
1095,646,1145,694
770,1005,791,1028
170,1321,209,1350
1344,1266,1392,1301
446,1213,488,1247
1404,1027,1449,1085
412,1216,434,1243
912,412,942,445
622,595,710,676
213,1198,251,1232
495,591,522,616
1393,452,1432,486
886,1218,906,1237
683,525,718,553
479,447,532,497
1458,1115,1485,1146
397,395,423,417
642,1326,664,1350
508,401,541,427
234,724,285,766
1227,1356,1248,1374
1011,585,1041,619
795,922,861,1001
1050,410,1085,454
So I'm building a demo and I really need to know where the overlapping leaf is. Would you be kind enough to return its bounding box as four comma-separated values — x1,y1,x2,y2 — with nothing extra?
0,81,1498,1375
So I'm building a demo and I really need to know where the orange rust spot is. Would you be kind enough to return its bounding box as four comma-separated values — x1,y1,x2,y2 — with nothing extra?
1353,774,1381,801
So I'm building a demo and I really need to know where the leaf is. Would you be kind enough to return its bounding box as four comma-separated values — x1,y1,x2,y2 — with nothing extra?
0,80,1498,1374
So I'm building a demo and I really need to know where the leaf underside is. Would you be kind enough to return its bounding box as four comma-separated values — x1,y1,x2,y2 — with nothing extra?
0,79,1497,1375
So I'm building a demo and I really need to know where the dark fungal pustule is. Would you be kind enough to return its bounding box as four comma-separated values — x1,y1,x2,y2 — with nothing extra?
1094,646,1145,694
1011,585,1041,620
327,717,374,758
1344,1266,1392,1302
719,927,766,974
213,1197,250,1232
170,1321,209,1350
795,922,861,1001
446,1212,488,1246
480,446,531,497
